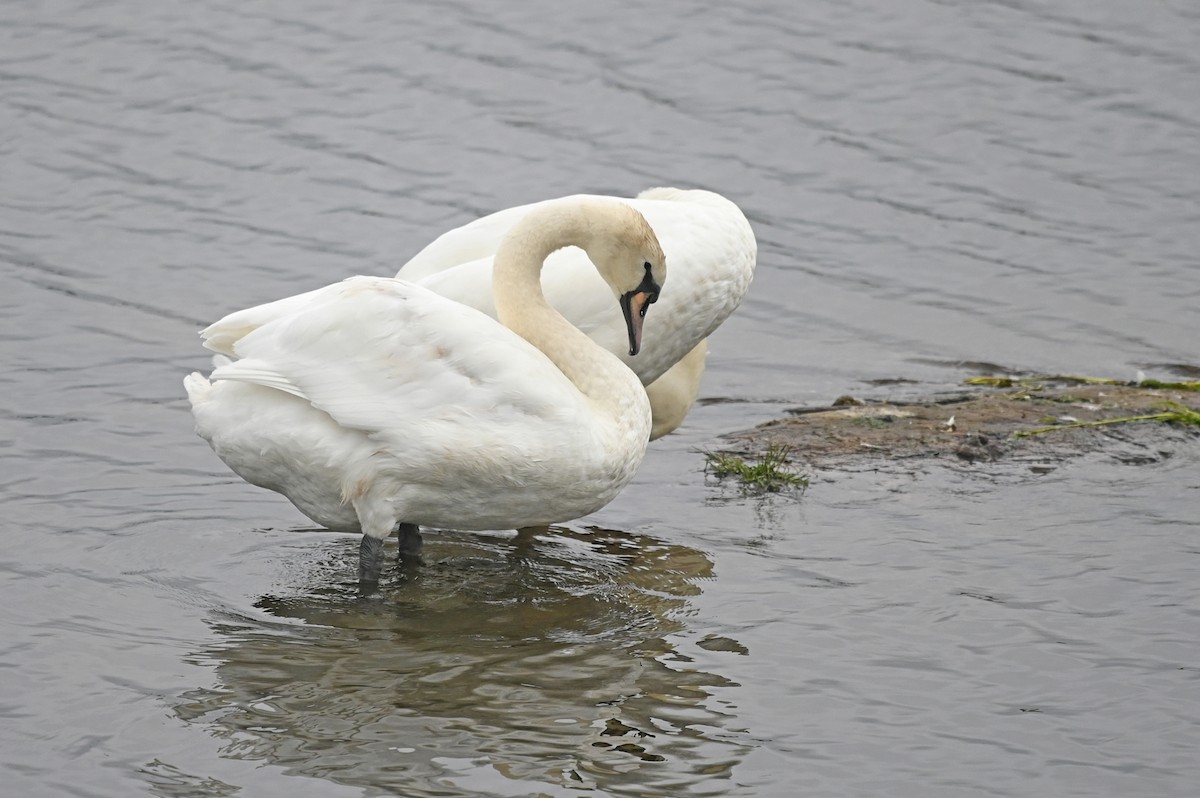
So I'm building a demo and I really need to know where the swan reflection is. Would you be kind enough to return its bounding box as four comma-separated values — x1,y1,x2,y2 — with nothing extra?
177,526,749,796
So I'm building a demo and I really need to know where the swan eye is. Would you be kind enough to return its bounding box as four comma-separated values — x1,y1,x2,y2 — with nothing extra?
640,262,660,306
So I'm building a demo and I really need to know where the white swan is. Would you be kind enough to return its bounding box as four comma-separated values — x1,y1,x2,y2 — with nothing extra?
396,187,755,438
184,198,666,583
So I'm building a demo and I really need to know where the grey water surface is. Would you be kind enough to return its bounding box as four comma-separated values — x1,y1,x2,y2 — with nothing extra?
3,1,1199,796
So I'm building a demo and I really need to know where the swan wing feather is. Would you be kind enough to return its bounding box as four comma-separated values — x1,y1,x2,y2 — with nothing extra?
211,276,583,438
200,286,329,356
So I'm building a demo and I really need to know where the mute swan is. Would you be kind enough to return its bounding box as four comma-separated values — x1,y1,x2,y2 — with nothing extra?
396,187,755,438
185,198,666,583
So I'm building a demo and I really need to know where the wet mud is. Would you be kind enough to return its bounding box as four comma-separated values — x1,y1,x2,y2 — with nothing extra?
719,379,1200,476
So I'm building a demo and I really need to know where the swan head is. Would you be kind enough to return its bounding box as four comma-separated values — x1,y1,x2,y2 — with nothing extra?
617,261,661,356
585,204,666,356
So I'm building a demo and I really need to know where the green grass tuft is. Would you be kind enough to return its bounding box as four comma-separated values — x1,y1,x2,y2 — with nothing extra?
703,444,809,493
1014,401,1200,438
966,374,1200,392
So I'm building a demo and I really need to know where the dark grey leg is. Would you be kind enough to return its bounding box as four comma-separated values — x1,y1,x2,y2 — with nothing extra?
395,522,424,565
511,526,544,562
359,534,385,584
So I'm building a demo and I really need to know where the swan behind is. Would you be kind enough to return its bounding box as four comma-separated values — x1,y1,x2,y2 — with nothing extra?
185,198,665,582
397,187,756,438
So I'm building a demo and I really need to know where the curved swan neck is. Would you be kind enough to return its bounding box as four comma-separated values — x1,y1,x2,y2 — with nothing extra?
492,201,637,408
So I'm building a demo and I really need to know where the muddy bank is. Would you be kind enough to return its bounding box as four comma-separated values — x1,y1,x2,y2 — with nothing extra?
718,379,1200,476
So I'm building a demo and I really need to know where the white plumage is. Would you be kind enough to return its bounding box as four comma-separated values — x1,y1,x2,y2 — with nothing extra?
185,197,667,582
397,187,756,437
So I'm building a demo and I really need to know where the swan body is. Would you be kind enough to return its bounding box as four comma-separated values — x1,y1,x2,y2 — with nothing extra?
397,188,755,437
185,198,665,581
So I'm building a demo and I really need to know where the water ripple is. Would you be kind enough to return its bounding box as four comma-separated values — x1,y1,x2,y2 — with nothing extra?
3,0,1200,795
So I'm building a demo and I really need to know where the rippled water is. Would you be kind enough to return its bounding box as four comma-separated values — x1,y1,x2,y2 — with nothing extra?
3,1,1199,796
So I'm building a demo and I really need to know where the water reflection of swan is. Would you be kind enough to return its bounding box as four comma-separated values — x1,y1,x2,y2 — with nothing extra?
176,527,749,795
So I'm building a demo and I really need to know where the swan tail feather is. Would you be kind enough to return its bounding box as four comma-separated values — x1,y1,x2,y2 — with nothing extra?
183,372,211,405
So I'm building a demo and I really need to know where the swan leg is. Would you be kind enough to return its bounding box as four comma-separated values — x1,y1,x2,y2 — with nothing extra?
358,534,386,584
512,525,546,560
395,522,424,564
